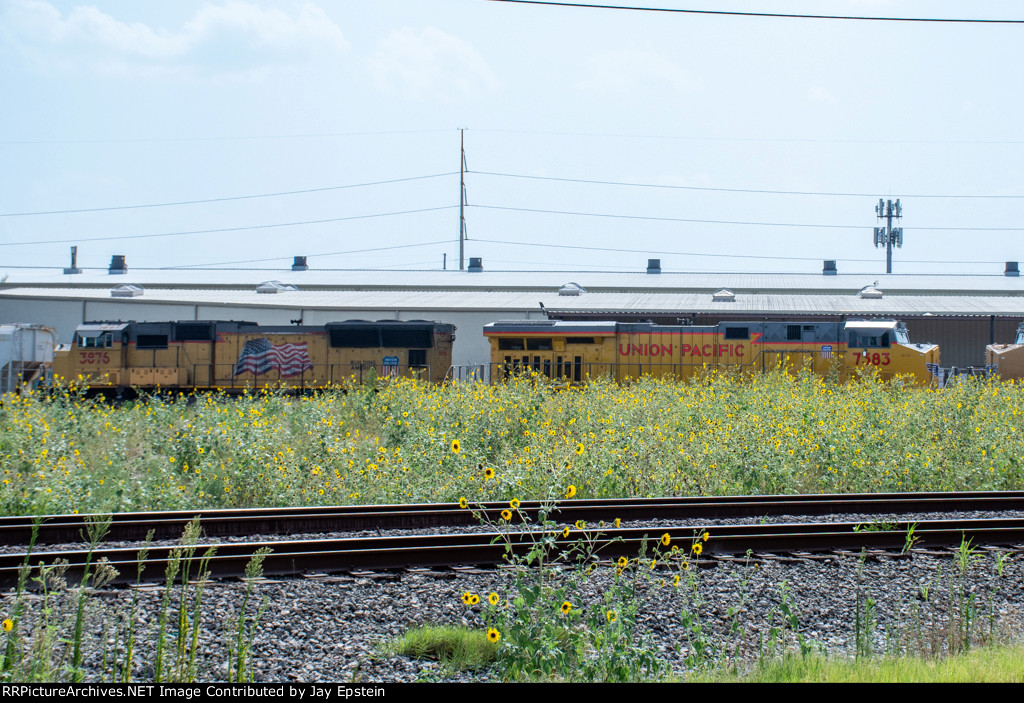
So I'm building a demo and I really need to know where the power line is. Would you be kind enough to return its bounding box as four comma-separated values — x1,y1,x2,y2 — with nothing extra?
474,237,1012,265
0,206,458,247
474,127,1024,145
0,128,453,146
473,170,1024,199
168,240,451,268
472,203,1024,231
483,0,1024,24
0,173,457,217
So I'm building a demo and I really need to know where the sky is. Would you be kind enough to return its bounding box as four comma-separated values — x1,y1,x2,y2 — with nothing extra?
1,0,1023,276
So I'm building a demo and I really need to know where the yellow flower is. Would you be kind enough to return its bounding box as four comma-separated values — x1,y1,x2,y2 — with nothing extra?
575,520,585,529
606,611,617,623
461,591,476,606
484,467,495,480
487,628,500,643
617,556,628,568
565,484,577,498
470,593,480,605
614,518,621,528
673,574,681,586
501,509,512,521
692,543,703,555
2,618,12,632
681,560,690,571
560,601,572,615
650,559,658,570
561,526,571,538
488,592,500,605
459,497,468,509
661,533,671,547
510,498,520,509
575,443,585,455
702,531,710,542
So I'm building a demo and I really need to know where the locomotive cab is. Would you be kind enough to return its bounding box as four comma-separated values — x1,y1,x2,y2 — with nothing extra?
843,320,938,384
986,322,1024,380
53,322,129,388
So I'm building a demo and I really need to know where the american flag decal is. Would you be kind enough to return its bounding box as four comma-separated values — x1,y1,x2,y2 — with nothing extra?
233,338,313,378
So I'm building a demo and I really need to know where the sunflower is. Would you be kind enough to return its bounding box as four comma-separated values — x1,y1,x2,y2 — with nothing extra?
606,611,617,623
509,498,520,510
614,518,621,528
649,559,658,570
565,484,577,498
617,556,628,568
488,592,500,605
575,520,585,529
673,574,681,586
561,526,571,538
560,601,572,615
469,593,480,605
484,467,495,480
692,542,703,555
702,531,710,542
661,533,671,547
681,560,691,571
1,618,12,632
461,591,476,605
451,439,461,454
459,497,468,509
501,509,512,522
487,628,501,643
575,443,585,455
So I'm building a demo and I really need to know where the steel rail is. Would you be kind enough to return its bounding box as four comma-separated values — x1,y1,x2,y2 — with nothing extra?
1,516,1022,588
2,490,1024,546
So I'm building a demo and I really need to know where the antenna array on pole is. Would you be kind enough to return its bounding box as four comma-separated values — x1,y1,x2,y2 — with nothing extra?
873,198,903,274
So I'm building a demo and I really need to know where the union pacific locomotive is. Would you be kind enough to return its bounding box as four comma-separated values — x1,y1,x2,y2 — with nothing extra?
30,316,942,393
986,322,1024,380
484,318,940,385
51,319,455,390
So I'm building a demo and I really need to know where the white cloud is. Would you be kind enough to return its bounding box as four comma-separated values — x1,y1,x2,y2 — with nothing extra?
368,26,497,101
1,1,349,78
576,49,701,96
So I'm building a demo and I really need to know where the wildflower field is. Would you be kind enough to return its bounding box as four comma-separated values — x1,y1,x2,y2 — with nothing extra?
2,370,1023,516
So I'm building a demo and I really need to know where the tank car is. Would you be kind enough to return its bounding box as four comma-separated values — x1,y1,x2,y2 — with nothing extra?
51,319,455,391
484,318,939,385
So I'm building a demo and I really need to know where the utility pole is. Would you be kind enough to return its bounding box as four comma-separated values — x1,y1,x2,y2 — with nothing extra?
459,128,468,271
873,198,903,274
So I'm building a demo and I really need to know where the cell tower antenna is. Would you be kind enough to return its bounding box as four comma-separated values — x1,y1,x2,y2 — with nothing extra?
873,198,903,274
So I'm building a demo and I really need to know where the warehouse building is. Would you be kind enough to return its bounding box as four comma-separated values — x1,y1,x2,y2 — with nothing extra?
1,256,1022,369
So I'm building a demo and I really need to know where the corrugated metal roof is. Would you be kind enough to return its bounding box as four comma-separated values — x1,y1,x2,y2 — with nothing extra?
2,268,1024,295
2,286,1023,316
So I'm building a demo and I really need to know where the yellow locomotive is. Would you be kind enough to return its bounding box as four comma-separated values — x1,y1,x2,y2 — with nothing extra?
986,323,1024,380
484,319,940,385
52,319,455,391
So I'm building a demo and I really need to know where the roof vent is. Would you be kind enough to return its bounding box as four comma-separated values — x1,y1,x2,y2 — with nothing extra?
558,282,587,296
110,284,143,298
712,288,735,302
858,284,883,299
256,280,299,294
468,257,483,272
108,255,127,275
823,260,837,276
647,258,661,274
1006,261,1020,277
292,256,308,272
64,246,82,275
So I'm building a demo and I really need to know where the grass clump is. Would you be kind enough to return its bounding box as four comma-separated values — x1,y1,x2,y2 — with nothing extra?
696,645,1024,683
386,625,497,672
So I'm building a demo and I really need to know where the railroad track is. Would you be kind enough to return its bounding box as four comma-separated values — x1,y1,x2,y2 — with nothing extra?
1,492,1023,588
3,490,1024,545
